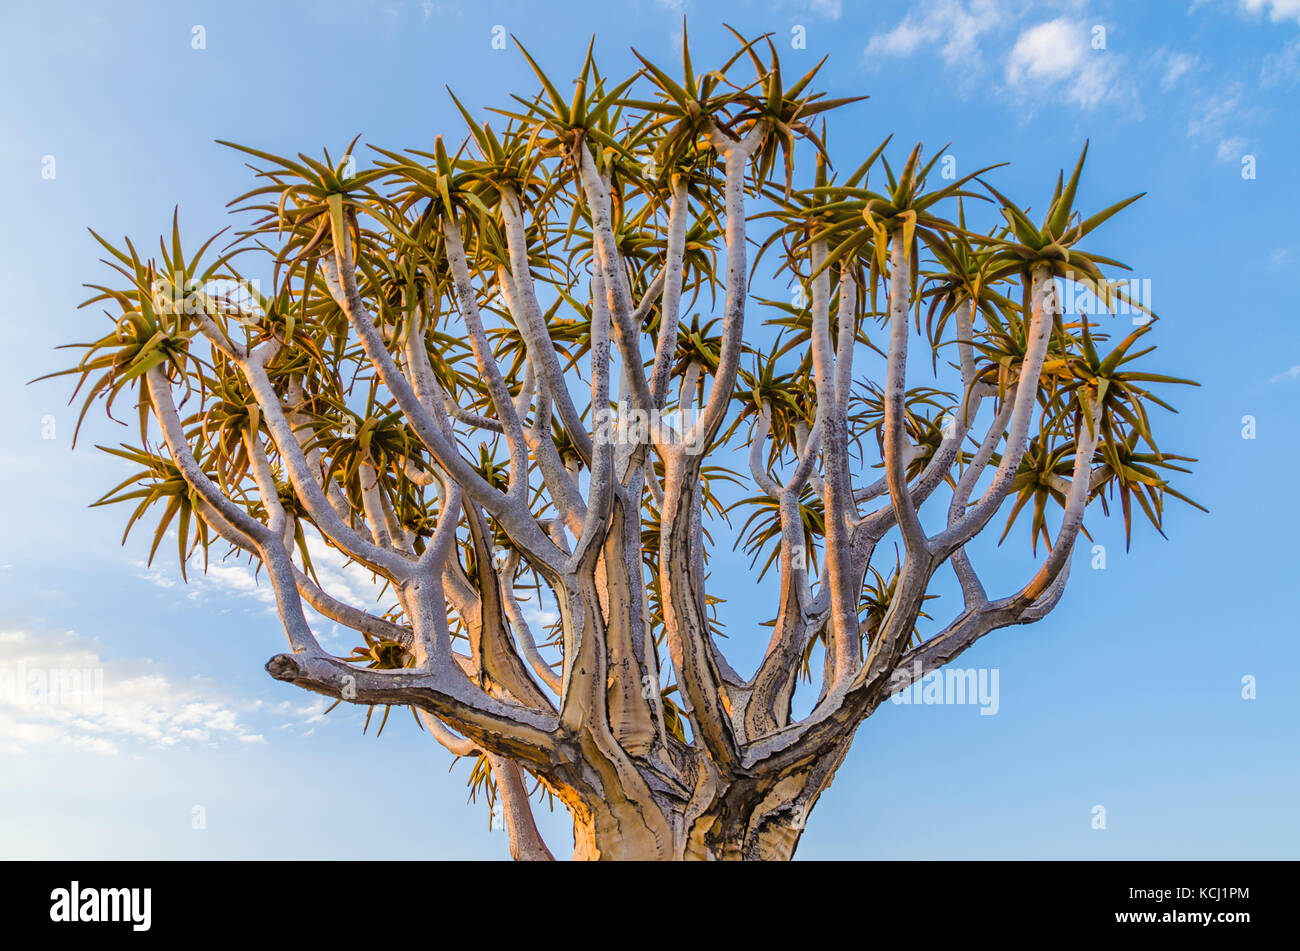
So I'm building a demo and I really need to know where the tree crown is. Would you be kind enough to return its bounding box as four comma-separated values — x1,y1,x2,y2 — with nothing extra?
44,24,1201,859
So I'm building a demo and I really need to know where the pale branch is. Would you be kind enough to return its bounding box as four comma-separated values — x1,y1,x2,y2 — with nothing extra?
809,240,859,685
648,178,691,408
191,495,417,650
325,239,567,574
932,265,1058,556
499,196,595,466
500,552,563,694
488,753,556,861
881,226,928,555
442,215,532,498
577,147,655,415
687,122,768,450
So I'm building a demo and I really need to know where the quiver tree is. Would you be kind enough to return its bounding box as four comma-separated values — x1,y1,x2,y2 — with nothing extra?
49,26,1201,860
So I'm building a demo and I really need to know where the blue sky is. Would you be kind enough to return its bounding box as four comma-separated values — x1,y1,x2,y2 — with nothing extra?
1,0,1298,859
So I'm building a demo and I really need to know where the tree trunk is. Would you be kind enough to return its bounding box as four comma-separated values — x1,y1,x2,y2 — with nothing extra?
562,740,849,860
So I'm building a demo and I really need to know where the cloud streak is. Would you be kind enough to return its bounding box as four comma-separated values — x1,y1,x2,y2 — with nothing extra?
1240,0,1300,25
863,4,1131,110
0,628,266,756
865,0,1002,70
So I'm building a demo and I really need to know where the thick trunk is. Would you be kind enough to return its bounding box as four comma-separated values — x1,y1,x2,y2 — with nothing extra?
573,793,805,860
564,743,848,860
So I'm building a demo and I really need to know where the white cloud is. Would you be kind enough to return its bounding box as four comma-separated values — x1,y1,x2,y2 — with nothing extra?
1240,0,1300,24
1262,35,1300,86
1186,86,1243,139
1215,135,1248,161
865,0,1003,69
1269,365,1300,383
522,602,560,631
866,19,930,58
1005,18,1121,109
866,7,1131,110
258,697,330,721
419,1,461,22
0,629,266,755
1160,50,1199,89
1185,85,1250,157
304,540,392,612
138,530,392,628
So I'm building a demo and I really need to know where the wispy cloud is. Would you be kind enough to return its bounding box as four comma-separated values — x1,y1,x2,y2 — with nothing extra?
1240,0,1300,25
1269,364,1300,383
863,5,1131,110
0,628,266,755
1186,85,1245,141
1215,135,1248,161
419,1,460,22
1261,34,1300,85
865,0,1003,72
772,0,844,25
1159,50,1200,89
137,531,392,624
1185,84,1255,161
